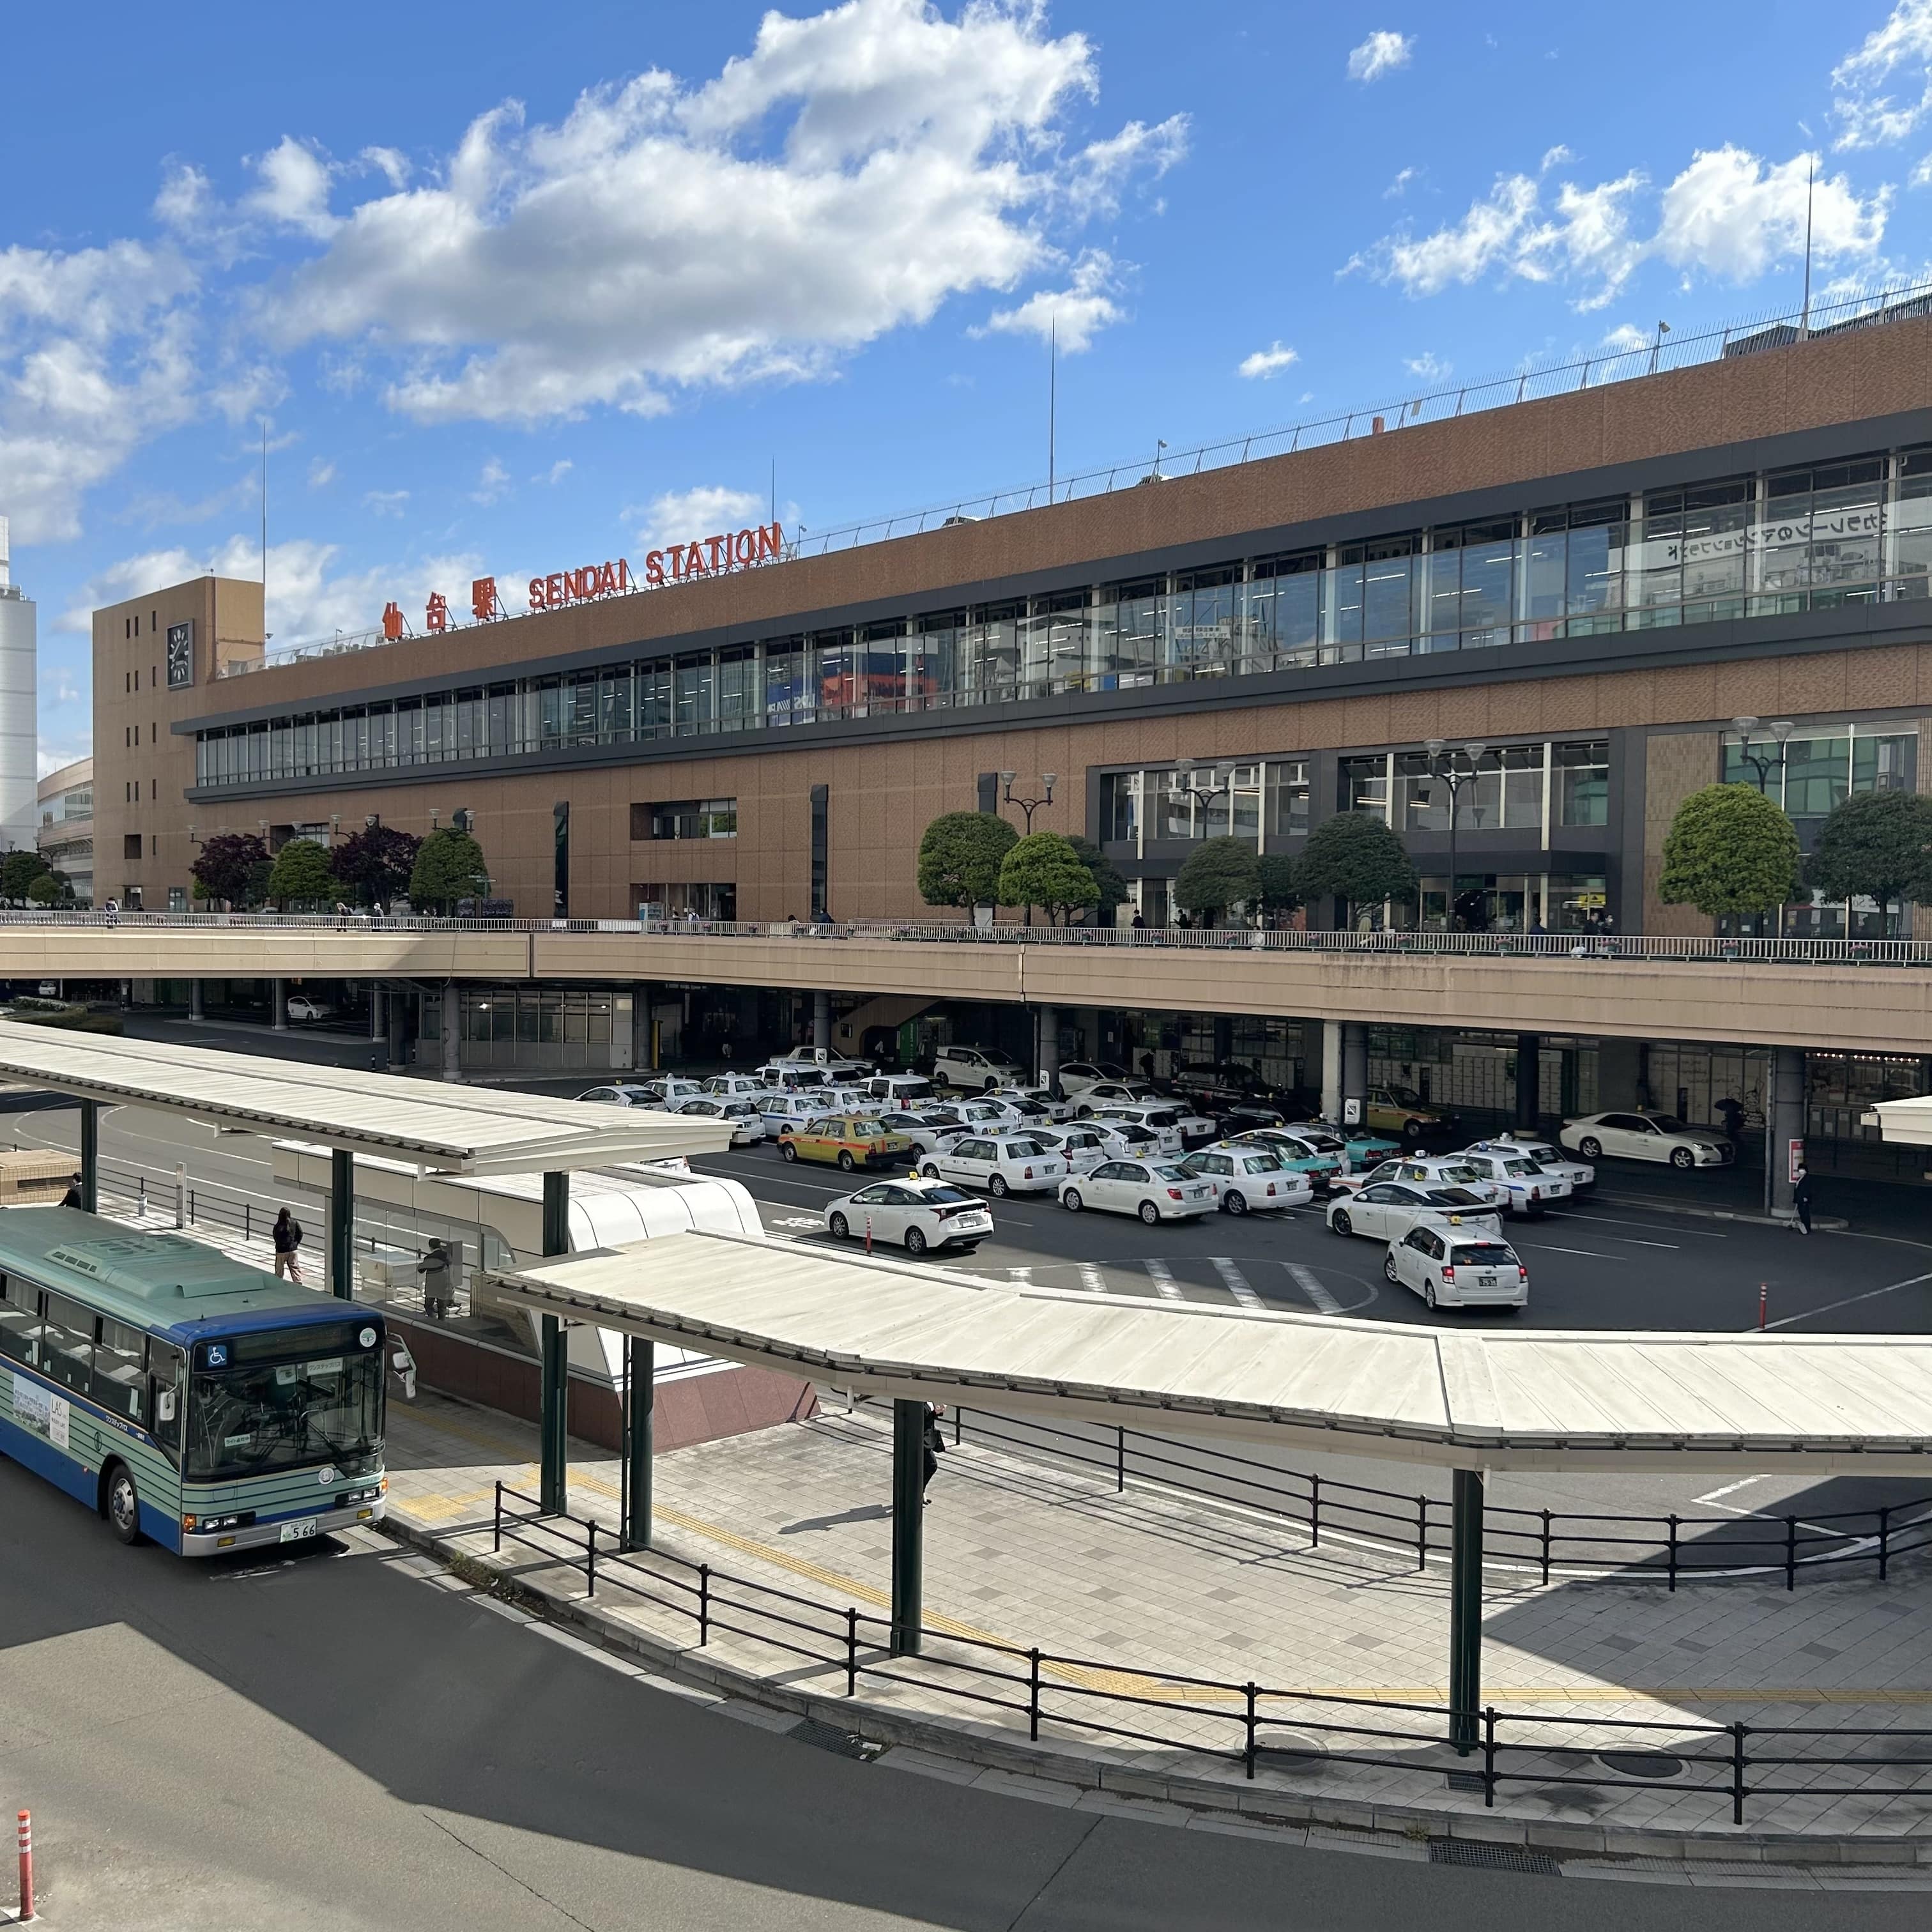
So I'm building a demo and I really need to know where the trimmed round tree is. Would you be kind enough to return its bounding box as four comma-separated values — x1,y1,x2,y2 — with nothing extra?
1173,837,1262,927
191,831,270,909
331,824,422,905
1659,783,1802,922
409,827,491,912
1294,813,1417,928
917,811,1016,912
1258,851,1301,922
266,839,340,909
997,832,1101,925
1805,788,1932,927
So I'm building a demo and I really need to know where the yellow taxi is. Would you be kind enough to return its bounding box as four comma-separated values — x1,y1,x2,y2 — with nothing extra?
778,1114,914,1172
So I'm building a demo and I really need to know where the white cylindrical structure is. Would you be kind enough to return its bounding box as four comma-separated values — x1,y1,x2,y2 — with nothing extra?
0,518,38,855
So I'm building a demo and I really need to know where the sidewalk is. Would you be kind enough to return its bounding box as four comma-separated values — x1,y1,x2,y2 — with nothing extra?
383,1389,1932,1856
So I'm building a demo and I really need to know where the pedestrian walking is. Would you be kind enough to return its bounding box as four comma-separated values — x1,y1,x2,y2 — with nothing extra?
719,1036,733,1066
271,1207,305,1283
1793,1164,1814,1236
1715,1094,1745,1147
921,1402,946,1503
416,1237,456,1318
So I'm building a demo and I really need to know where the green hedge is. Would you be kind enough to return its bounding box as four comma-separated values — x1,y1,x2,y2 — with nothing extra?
8,1008,121,1034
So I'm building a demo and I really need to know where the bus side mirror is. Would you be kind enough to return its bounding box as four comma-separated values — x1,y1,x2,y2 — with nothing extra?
390,1342,418,1401
157,1390,176,1422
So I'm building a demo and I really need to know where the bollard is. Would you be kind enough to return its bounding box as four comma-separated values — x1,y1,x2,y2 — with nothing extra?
16,1809,32,1922
1758,1284,1767,1330
865,1215,873,1255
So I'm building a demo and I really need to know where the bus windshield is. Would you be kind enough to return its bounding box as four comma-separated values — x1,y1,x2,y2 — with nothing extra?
187,1326,384,1481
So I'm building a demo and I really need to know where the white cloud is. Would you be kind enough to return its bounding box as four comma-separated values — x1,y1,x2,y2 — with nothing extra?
537,459,572,485
1913,153,1932,185
1404,350,1450,379
1354,146,1885,307
1384,165,1417,198
307,457,336,487
246,136,338,238
358,146,411,189
1598,322,1650,354
259,0,1183,424
632,484,769,551
1236,340,1299,379
1834,0,1932,148
37,742,89,781
59,534,491,646
363,489,409,518
470,456,510,505
1540,144,1574,171
981,249,1124,351
1347,31,1413,82
0,239,200,543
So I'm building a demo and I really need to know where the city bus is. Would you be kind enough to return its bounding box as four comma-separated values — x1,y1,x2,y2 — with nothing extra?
0,1209,388,1554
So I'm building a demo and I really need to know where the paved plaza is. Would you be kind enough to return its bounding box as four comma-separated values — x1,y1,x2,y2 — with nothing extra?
385,1388,1932,1851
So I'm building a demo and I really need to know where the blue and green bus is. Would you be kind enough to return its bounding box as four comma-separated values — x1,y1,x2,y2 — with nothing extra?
0,1209,388,1554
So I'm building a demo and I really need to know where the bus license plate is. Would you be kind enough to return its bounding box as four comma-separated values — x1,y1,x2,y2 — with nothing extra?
279,1518,319,1544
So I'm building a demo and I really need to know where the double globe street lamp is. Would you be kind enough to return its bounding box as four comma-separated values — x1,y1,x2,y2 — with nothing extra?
1422,739,1489,933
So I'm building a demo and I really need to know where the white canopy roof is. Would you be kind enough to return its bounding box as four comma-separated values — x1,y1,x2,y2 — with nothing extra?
0,1024,732,1173
1867,1094,1932,1147
486,1230,1932,1474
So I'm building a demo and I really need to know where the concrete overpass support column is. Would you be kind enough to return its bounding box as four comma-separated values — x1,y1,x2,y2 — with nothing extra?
328,1147,354,1301
272,979,288,1032
188,979,204,1023
1321,1020,1343,1122
1448,1468,1484,1756
1596,1038,1643,1112
369,988,384,1041
78,1100,98,1213
632,985,654,1071
1515,1034,1541,1131
1342,1022,1368,1125
1036,1005,1061,1096
813,990,831,1054
441,982,461,1084
1766,1045,1805,1220
890,1399,926,1657
539,1172,571,1516
622,1336,654,1551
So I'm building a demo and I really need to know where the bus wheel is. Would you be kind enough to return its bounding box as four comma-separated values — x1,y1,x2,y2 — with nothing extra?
105,1462,141,1545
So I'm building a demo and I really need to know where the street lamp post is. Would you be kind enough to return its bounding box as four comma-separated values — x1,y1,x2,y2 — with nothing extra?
999,772,1059,928
1730,716,1794,795
1422,740,1490,933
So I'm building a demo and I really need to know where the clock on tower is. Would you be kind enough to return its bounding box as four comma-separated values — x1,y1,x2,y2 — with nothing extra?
165,620,193,689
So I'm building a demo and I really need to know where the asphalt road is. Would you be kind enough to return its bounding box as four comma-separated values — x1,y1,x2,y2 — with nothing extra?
1,1458,1920,1932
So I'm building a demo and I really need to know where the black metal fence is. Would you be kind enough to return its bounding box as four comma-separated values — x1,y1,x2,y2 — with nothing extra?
931,1405,1932,1589
487,1481,1932,1827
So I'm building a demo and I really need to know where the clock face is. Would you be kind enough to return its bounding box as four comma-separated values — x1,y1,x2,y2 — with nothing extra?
166,621,193,689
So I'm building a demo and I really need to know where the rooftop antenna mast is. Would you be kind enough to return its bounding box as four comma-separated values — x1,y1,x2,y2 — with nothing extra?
1800,159,1816,341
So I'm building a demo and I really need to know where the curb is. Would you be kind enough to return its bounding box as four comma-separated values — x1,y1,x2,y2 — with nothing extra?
383,1510,1932,1874
1593,1192,1851,1232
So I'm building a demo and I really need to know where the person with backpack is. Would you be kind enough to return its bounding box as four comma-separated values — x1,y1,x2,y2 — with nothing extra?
272,1207,304,1284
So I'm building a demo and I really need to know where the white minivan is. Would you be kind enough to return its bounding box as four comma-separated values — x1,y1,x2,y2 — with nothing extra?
933,1045,1027,1092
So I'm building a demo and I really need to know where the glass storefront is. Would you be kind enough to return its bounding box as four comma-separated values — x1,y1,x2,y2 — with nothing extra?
422,987,631,1072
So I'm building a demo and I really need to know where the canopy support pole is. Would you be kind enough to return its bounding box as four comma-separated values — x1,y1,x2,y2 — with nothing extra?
328,1147,353,1300
78,1100,98,1213
621,1335,654,1550
890,1399,925,1656
1449,1468,1484,1754
539,1172,570,1515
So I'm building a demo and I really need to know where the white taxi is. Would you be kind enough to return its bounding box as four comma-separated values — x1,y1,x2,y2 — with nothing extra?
669,1095,766,1145
1384,1225,1529,1312
1028,1123,1154,1174
1466,1134,1597,1192
919,1132,1068,1197
1331,1156,1508,1210
1446,1148,1569,1218
1059,1159,1216,1224
824,1177,993,1256
1178,1147,1314,1215
1325,1181,1502,1243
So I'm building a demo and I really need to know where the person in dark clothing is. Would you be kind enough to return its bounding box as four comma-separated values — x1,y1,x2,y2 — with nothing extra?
921,1402,946,1503
1792,1165,1814,1236
416,1238,456,1317
1715,1095,1745,1147
61,1174,82,1209
1138,1051,1155,1080
272,1208,304,1284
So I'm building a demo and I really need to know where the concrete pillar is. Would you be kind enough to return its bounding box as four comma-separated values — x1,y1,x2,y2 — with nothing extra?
188,979,204,1023
539,1172,571,1515
369,986,384,1041
1596,1038,1644,1112
441,981,462,1084
328,1147,354,1301
813,989,831,1053
1321,1019,1343,1122
1515,1034,1541,1131
1766,1045,1805,1219
272,978,288,1031
1342,1022,1368,1124
891,1399,926,1657
632,983,654,1072
387,994,405,1069
1036,1005,1061,1096
78,1101,98,1215
1449,1469,1484,1755
622,1335,654,1551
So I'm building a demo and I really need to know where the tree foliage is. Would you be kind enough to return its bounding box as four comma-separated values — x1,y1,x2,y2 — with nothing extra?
1659,783,1803,918
1294,813,1417,922
1066,836,1126,921
917,811,1016,908
330,824,422,904
26,873,57,907
996,832,1100,924
1804,788,1932,912
0,849,51,904
1173,838,1262,924
191,832,270,907
1257,852,1301,916
266,839,340,907
409,827,491,912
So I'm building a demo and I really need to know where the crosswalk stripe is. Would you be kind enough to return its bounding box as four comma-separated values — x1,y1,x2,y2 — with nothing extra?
1143,1258,1183,1301
1286,1262,1342,1315
1077,1264,1106,1294
1209,1257,1263,1309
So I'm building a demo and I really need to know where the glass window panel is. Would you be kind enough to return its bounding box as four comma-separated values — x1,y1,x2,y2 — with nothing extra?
1155,771,1191,840
1891,466,1932,597
763,644,805,726
1811,480,1885,598
1110,582,1161,685
1325,553,1366,648
857,622,906,708
1565,502,1627,622
1395,750,1443,830
1783,736,1850,818
1499,744,1545,828
676,652,715,731
599,667,634,740
1555,740,1609,825
1100,772,1140,843
1854,732,1916,793
1267,760,1309,838
1521,522,1567,638
716,650,754,729
1340,755,1388,819
911,613,962,705
1360,537,1418,653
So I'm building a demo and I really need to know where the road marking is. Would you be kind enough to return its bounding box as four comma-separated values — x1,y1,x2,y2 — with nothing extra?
1616,1238,1680,1250
1143,1259,1183,1301
1006,1266,1034,1285
1758,1269,1932,1331
1526,1244,1611,1259
1209,1257,1263,1309
1285,1263,1342,1315
770,1216,820,1229
1696,1475,1769,1505
1077,1264,1106,1294
1547,1209,1727,1239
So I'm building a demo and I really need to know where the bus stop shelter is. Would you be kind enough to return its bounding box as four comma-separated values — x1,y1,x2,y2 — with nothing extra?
486,1229,1932,1752
0,1022,734,1514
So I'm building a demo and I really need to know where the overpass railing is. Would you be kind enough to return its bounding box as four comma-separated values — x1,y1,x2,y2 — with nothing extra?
487,1480,1932,1827
10,907,1929,967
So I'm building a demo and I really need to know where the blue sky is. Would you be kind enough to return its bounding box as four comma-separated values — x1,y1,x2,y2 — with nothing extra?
8,0,1932,771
